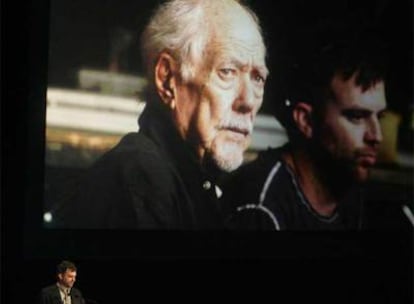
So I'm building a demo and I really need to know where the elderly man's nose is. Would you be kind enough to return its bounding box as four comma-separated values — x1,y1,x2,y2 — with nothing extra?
234,76,255,113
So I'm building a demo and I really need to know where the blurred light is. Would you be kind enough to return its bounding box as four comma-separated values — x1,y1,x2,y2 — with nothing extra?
43,212,53,223
402,205,414,227
46,87,146,135
68,133,81,145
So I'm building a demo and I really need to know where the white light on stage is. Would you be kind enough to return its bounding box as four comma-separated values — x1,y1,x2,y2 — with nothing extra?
43,212,53,223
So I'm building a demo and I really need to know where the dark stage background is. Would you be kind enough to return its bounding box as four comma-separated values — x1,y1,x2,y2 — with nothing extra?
3,0,413,303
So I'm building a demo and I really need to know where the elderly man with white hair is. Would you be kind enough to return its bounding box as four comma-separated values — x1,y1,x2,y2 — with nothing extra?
56,0,268,229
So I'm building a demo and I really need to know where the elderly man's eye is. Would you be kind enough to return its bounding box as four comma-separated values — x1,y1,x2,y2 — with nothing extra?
219,68,236,80
252,73,265,85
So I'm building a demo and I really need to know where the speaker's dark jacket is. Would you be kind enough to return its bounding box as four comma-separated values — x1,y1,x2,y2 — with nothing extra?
53,101,225,229
39,284,85,304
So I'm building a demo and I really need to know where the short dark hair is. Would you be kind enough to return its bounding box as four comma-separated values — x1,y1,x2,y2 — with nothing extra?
56,260,77,275
274,17,388,138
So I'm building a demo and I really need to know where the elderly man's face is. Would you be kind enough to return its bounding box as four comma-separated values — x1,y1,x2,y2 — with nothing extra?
173,12,267,171
314,73,386,182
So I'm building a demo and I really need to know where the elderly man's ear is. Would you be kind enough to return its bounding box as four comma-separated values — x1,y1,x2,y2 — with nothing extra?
155,52,178,109
292,102,313,138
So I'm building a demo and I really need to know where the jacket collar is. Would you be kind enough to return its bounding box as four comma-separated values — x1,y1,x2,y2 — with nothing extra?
138,101,219,182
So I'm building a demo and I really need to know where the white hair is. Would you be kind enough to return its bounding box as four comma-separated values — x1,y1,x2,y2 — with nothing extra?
140,0,264,85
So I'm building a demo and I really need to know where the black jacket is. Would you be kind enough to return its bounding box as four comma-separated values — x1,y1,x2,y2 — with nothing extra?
220,145,365,230
54,102,224,229
222,144,413,231
39,284,85,304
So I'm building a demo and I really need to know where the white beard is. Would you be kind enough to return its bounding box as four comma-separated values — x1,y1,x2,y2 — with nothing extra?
209,140,245,172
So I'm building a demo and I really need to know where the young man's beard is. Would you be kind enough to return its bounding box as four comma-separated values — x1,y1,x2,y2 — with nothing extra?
308,141,364,199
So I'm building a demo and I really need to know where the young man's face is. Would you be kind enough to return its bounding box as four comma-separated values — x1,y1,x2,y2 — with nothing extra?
58,269,77,288
173,8,268,171
315,72,387,182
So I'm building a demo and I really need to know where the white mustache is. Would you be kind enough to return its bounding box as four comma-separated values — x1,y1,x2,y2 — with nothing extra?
218,117,253,136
